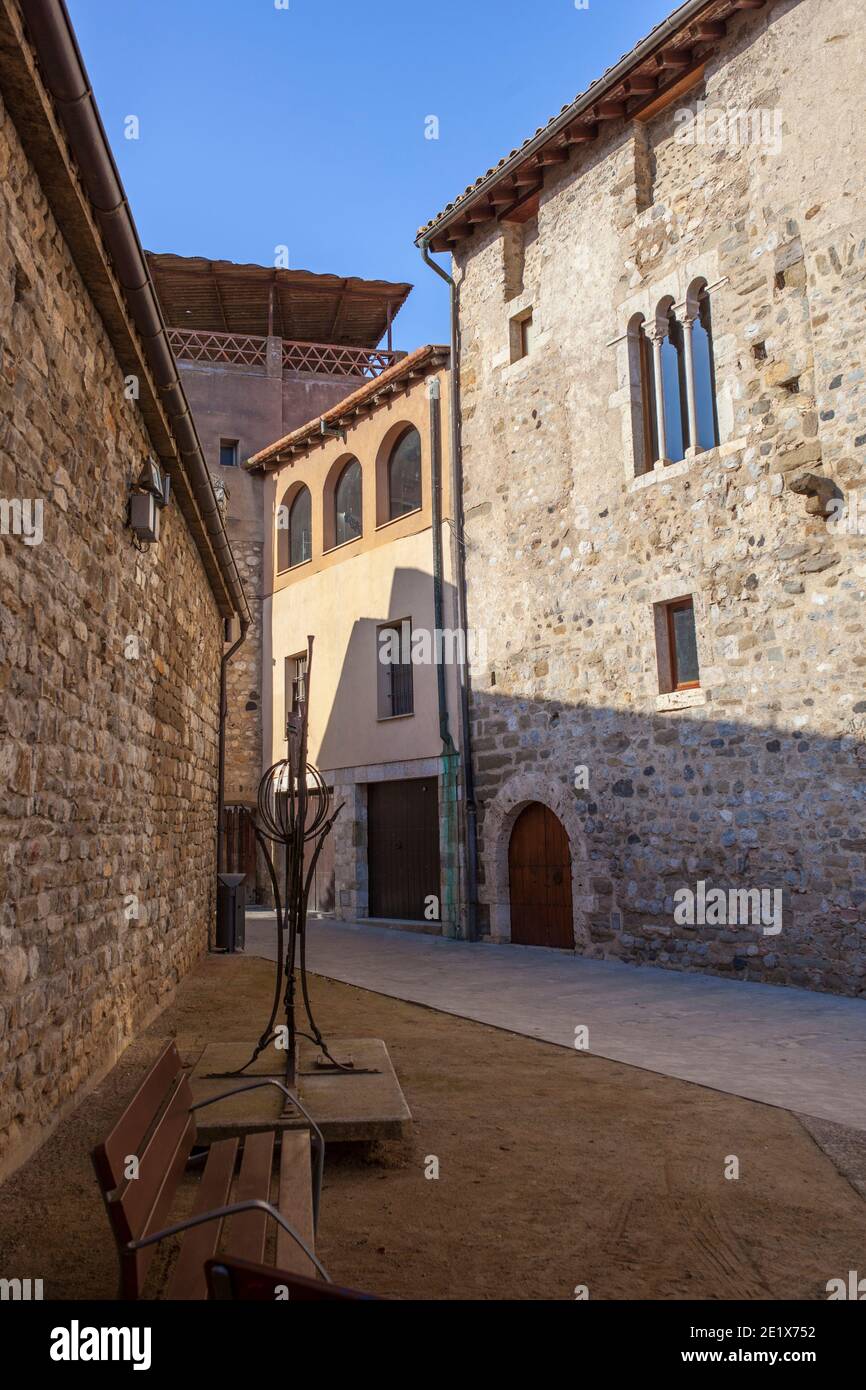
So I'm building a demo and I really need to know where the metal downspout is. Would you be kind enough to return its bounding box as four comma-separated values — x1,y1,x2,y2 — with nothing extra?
428,377,460,938
217,619,249,877
419,238,479,943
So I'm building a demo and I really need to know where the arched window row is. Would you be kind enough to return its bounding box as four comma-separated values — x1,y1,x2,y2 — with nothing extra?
275,425,423,573
630,280,720,475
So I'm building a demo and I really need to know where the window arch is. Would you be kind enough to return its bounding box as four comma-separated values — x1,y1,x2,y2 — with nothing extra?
277,484,312,572
387,426,422,520
628,314,658,477
334,457,362,547
686,279,720,452
631,285,721,475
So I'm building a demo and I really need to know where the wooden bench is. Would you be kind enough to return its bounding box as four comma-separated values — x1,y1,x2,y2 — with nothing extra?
92,1040,328,1300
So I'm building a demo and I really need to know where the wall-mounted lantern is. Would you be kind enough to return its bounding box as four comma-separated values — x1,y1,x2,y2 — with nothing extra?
128,458,171,544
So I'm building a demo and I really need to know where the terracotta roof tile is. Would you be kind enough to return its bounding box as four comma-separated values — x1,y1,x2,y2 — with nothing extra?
246,344,450,472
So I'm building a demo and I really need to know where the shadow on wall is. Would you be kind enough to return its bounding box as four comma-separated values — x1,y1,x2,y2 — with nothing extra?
316,565,453,775
469,686,866,1000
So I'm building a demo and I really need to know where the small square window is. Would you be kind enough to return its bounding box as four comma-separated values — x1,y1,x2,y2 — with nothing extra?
509,309,534,363
220,439,239,468
655,596,701,693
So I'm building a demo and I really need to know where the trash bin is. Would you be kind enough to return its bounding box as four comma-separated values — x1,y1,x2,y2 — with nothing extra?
216,873,246,953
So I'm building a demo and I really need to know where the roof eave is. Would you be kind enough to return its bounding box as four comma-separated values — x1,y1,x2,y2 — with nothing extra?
247,345,450,473
417,0,763,252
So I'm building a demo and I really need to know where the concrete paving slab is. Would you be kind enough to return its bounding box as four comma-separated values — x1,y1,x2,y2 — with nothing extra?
188,1035,412,1144
245,913,866,1131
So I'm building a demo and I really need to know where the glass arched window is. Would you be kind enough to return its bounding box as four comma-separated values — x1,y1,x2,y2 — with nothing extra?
660,306,689,464
334,458,362,547
288,486,312,568
639,320,659,473
691,290,720,452
388,427,422,520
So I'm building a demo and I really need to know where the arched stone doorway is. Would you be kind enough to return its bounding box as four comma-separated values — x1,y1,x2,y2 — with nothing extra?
479,772,593,948
508,803,573,948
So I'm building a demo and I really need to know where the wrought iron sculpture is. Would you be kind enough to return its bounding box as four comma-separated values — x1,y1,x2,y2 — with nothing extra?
234,636,345,1087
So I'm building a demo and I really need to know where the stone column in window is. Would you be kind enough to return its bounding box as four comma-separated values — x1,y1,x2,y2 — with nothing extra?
648,320,671,467
678,306,701,456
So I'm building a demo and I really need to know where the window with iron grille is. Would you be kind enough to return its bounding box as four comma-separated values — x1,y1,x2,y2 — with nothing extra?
377,620,414,719
285,651,308,729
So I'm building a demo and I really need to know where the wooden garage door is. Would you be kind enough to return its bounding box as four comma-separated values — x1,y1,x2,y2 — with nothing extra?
368,778,440,922
508,803,573,948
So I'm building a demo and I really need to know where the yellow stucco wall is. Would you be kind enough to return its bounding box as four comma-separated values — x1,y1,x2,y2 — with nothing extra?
260,364,461,776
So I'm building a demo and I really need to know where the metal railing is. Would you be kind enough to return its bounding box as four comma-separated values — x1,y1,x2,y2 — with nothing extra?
167,327,399,378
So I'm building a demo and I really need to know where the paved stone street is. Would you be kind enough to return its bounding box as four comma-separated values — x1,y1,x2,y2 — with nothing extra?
246,912,866,1131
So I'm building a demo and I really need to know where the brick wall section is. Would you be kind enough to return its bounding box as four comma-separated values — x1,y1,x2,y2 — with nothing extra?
0,90,223,1177
454,0,866,995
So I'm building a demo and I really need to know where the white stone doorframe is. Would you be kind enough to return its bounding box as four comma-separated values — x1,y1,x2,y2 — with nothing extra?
480,773,594,949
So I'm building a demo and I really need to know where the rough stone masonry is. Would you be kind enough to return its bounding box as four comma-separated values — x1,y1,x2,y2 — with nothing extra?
453,0,866,995
0,83,223,1178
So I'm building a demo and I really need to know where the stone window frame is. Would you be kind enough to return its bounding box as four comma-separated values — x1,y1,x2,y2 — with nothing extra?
509,306,534,363
643,576,709,712
610,253,732,487
492,288,552,379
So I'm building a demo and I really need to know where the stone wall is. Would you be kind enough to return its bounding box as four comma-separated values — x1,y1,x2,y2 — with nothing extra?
454,0,866,995
0,89,223,1178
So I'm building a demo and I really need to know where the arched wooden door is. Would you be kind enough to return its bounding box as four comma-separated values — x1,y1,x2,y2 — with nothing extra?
508,803,573,948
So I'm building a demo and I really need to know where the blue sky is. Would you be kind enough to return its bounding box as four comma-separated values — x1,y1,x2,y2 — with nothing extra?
67,0,675,348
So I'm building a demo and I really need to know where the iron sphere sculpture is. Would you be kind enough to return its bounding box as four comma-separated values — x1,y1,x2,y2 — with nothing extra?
235,636,344,1087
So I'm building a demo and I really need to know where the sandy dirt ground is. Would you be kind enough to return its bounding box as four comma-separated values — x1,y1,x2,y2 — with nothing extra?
0,953,863,1301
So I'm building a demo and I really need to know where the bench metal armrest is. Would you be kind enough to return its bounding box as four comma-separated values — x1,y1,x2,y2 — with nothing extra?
127,1200,331,1283
190,1080,325,1231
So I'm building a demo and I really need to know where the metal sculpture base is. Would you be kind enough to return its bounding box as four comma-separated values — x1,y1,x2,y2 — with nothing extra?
189,1037,412,1144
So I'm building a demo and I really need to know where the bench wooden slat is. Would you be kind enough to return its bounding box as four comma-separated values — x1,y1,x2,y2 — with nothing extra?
94,1043,324,1300
276,1132,316,1278
225,1131,274,1264
95,1041,182,1190
167,1138,239,1301
114,1074,195,1240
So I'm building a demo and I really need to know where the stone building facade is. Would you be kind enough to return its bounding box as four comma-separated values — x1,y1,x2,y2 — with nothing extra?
0,3,247,1179
419,0,866,995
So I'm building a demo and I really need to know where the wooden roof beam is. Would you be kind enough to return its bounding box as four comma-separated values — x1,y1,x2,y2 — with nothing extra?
655,48,694,70
691,20,727,39
624,74,660,95
465,201,494,225
593,99,628,120
536,145,570,166
562,122,599,144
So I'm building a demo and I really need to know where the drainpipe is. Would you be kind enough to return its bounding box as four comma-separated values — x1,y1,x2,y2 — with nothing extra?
428,376,459,938
420,238,479,943
217,617,249,876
